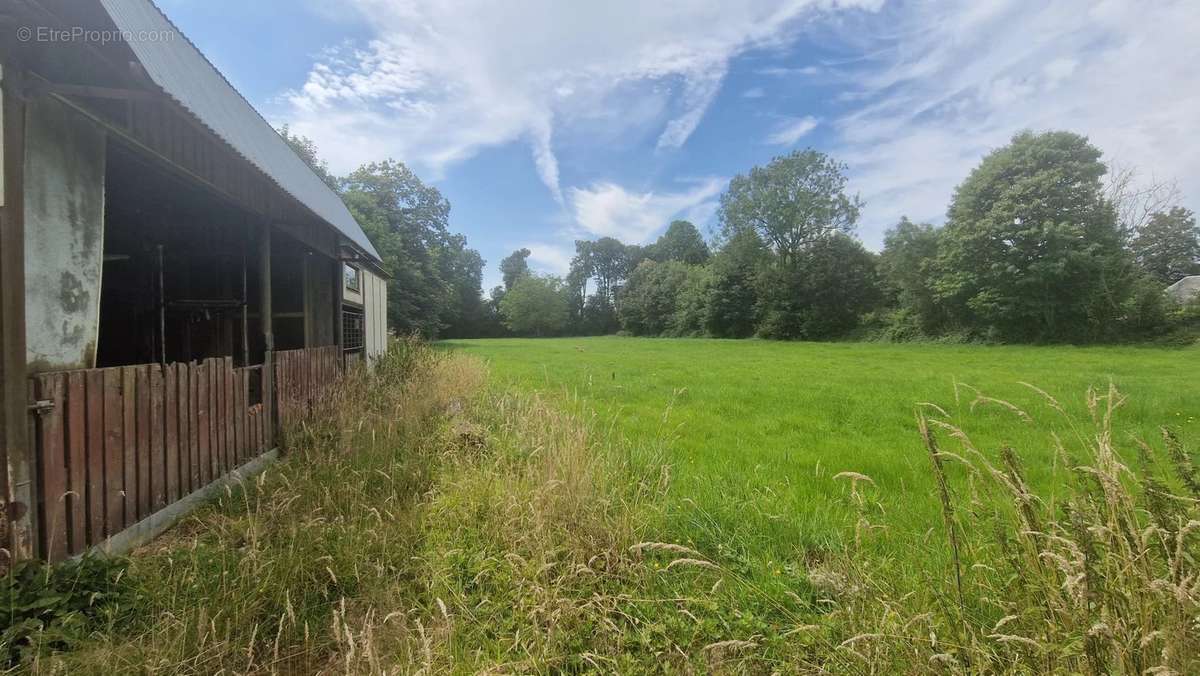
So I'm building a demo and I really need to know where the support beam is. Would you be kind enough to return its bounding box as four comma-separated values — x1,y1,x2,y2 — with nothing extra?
259,224,275,446
0,63,35,564
334,258,344,367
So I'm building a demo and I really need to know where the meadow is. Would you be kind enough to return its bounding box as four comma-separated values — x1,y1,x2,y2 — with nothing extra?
17,337,1200,673
443,337,1200,564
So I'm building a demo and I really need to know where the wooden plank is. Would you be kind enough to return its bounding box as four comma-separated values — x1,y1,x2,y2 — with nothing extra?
102,368,124,536
65,372,87,555
170,364,184,501
120,367,136,526
224,358,234,471
149,365,165,511
85,370,105,545
135,366,151,521
164,365,177,503
212,358,224,478
188,362,200,492
197,361,210,487
35,374,68,561
235,370,246,464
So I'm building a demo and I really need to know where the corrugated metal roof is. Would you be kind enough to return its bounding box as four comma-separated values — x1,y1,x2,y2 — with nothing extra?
98,0,381,261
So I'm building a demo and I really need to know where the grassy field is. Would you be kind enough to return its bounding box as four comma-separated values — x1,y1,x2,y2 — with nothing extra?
18,337,1200,673
443,337,1200,565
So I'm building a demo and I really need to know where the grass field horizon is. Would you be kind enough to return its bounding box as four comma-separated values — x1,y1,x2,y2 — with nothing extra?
445,336,1200,572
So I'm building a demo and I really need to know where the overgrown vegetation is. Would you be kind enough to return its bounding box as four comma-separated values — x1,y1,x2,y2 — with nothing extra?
13,338,1199,672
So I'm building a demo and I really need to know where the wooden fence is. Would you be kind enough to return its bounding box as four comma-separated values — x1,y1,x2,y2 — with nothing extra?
275,345,344,430
29,358,269,561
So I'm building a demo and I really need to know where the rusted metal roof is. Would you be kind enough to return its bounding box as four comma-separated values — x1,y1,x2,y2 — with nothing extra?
98,0,381,261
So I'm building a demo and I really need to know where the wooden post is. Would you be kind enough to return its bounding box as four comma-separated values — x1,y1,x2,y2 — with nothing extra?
259,224,275,446
0,62,36,564
333,255,343,369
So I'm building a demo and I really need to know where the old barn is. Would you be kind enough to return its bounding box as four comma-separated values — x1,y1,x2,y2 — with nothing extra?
0,0,389,565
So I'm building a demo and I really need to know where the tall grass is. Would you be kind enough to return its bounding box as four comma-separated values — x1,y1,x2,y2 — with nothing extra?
23,339,1200,673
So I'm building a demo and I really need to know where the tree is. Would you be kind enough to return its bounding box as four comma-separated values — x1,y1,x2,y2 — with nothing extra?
498,274,570,336
719,149,862,265
499,248,532,291
438,238,487,338
278,125,341,193
343,160,457,337
705,229,766,338
650,220,710,264
933,130,1127,342
1130,207,1199,284
589,237,633,305
758,234,882,339
618,260,691,336
878,218,945,335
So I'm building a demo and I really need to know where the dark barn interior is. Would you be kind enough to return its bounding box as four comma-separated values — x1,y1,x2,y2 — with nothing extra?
98,140,335,371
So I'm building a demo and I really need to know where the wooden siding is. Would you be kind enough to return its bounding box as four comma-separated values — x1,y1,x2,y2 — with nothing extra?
29,358,268,561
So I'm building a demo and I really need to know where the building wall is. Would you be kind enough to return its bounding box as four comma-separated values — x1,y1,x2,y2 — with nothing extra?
362,268,388,363
23,97,106,373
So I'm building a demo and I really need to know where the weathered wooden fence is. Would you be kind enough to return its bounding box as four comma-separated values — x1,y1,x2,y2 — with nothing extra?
29,358,270,561
275,345,343,430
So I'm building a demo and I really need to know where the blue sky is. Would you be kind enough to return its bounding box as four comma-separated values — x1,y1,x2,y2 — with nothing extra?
159,0,1200,291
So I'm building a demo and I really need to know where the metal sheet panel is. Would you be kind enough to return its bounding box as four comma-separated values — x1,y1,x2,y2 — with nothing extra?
98,0,381,262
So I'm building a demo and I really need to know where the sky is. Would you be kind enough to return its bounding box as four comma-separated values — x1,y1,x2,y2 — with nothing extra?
158,0,1200,291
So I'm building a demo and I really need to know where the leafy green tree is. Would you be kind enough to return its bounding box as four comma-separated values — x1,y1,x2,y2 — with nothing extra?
278,125,341,192
1130,207,1200,284
705,229,766,338
498,274,570,336
878,218,945,335
438,237,488,338
650,220,710,264
343,160,459,337
589,237,634,305
499,248,532,291
720,149,862,265
758,234,882,339
618,260,691,336
933,131,1127,342
671,265,713,336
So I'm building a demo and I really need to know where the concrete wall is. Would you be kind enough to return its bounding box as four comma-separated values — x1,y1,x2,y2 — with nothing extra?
24,97,106,373
362,268,388,364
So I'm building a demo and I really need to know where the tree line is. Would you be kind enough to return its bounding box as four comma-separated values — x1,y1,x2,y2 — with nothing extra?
495,131,1200,343
283,126,1199,344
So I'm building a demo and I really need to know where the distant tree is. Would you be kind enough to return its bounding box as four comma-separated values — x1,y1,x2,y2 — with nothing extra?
278,125,341,193
499,248,532,291
705,229,767,338
933,130,1127,342
758,234,882,339
671,265,713,337
1130,207,1200,284
720,149,862,265
499,274,570,336
618,260,691,336
878,217,945,335
651,220,710,264
438,237,487,338
343,160,459,337
589,237,633,304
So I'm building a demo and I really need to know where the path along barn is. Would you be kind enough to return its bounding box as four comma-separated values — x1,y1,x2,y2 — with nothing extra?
0,0,389,566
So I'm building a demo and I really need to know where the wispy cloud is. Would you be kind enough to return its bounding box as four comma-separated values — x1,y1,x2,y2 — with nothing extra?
568,178,726,244
281,0,882,199
766,116,819,146
827,0,1200,247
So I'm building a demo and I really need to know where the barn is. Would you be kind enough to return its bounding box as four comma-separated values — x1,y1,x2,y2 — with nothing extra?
1,0,388,566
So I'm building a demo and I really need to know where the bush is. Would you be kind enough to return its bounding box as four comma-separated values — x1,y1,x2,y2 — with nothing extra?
1,555,132,665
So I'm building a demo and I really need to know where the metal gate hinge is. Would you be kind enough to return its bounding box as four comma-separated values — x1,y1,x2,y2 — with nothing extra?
28,400,55,415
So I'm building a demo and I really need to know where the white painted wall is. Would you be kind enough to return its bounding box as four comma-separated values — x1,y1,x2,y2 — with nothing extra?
24,97,106,372
362,268,388,364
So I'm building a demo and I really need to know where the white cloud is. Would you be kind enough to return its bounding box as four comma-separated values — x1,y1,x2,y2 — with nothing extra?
828,0,1200,248
742,86,766,98
567,178,726,244
524,243,573,275
766,116,819,145
280,0,882,197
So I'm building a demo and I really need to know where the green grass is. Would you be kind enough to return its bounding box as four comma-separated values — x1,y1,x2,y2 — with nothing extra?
442,337,1200,572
